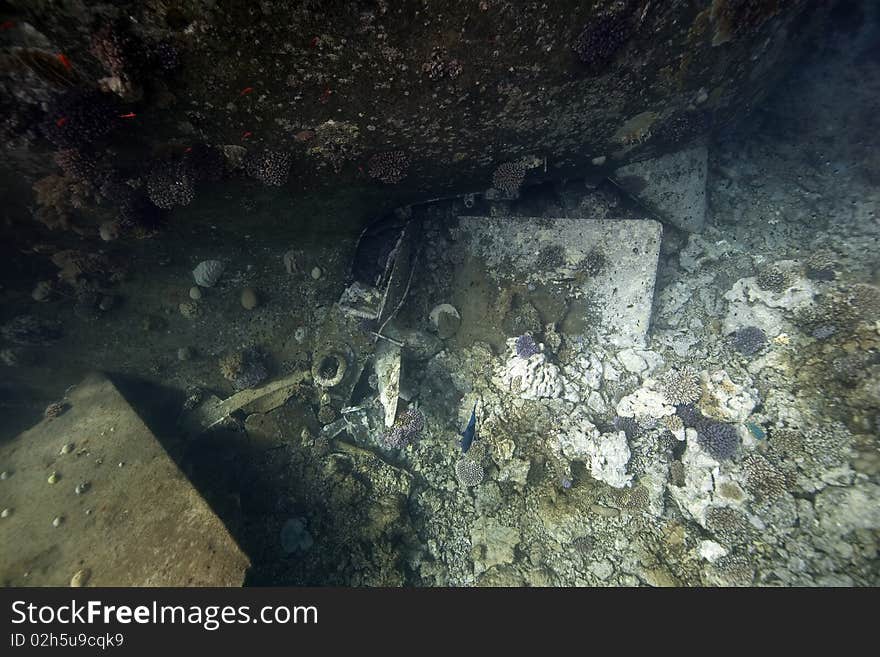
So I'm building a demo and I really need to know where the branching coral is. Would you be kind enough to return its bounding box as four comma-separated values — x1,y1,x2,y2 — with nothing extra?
661,367,702,406
245,149,292,186
697,421,740,460
741,453,788,502
381,407,425,449
731,326,766,356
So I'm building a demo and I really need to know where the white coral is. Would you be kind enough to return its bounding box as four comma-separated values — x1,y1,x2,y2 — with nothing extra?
585,431,632,489
193,260,225,287
616,386,675,419
700,369,758,423
500,352,576,401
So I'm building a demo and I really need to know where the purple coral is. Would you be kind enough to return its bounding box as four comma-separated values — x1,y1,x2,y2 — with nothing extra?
382,407,425,449
732,326,767,356
697,421,740,460
514,334,540,358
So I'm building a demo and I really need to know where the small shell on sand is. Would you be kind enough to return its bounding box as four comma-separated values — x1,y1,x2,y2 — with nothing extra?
70,568,90,587
311,266,322,280
31,281,54,302
241,287,259,310
193,260,224,287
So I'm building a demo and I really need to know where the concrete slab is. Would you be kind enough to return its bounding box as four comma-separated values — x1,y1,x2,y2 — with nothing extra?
0,373,250,586
456,216,662,347
613,145,708,232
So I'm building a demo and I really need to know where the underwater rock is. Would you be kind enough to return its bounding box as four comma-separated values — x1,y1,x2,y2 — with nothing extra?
178,302,202,320
1,315,62,346
470,517,520,575
280,518,314,555
499,351,574,402
458,216,662,347
700,370,758,424
188,286,202,300
192,260,224,287
429,303,461,339
69,569,91,587
31,281,55,302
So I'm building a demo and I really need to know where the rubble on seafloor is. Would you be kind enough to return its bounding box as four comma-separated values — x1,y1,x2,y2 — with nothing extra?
2,24,880,587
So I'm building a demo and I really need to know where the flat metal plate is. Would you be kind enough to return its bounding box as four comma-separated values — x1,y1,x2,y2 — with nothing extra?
0,373,249,586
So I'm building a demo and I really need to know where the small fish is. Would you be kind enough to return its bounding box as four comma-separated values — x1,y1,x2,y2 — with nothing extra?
239,86,254,96
241,130,253,139
1,20,15,30
459,403,478,454
56,53,72,71
184,146,193,154
118,112,136,119
309,36,320,48
55,116,68,128
319,87,332,104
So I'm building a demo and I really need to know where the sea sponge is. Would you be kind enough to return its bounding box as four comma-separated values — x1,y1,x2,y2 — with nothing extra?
367,150,409,184
572,2,633,70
